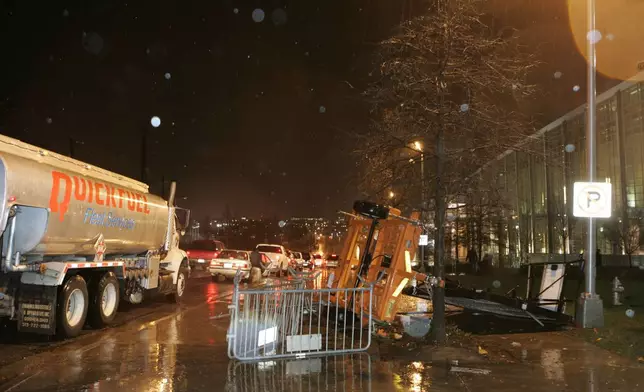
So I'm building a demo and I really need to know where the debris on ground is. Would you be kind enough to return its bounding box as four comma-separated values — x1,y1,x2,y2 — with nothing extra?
511,342,522,348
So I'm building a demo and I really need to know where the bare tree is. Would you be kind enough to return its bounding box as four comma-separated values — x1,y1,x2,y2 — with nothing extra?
605,211,643,268
359,0,539,342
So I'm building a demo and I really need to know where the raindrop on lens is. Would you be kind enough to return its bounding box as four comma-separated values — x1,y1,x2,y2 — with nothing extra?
150,116,161,128
319,106,326,113
626,309,635,318
62,9,69,17
81,32,104,55
164,72,171,80
46,117,53,124
460,103,469,112
554,71,563,79
565,144,576,153
278,221,286,228
233,8,239,14
573,85,580,92
271,8,288,26
252,8,265,23
587,30,602,44
492,280,501,289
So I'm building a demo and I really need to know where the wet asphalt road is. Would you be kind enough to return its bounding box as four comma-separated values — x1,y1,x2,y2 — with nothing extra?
0,272,642,391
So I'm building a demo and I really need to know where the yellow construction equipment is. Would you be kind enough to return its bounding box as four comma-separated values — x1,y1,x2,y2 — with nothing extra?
330,201,429,323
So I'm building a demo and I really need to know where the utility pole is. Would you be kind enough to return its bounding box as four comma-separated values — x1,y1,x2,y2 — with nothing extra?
141,127,149,184
69,138,75,159
576,0,604,328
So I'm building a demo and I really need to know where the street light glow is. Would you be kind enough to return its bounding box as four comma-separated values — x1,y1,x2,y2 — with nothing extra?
414,141,422,151
389,191,395,199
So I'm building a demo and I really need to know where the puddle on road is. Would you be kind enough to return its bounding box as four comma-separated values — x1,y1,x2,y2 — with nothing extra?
225,354,442,392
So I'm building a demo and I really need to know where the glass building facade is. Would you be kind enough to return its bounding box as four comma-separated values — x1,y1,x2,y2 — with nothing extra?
476,72,644,265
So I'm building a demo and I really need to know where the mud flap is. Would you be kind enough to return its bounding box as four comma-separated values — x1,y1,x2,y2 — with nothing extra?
17,284,57,335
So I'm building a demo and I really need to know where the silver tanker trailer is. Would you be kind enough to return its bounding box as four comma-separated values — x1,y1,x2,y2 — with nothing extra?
0,134,190,338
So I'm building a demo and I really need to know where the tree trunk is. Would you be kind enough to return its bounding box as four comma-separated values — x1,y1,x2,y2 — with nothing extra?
431,126,446,344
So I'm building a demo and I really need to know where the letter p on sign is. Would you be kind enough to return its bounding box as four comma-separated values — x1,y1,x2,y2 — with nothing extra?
573,182,612,218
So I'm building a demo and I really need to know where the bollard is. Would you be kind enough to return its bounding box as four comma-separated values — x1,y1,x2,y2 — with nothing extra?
612,276,624,306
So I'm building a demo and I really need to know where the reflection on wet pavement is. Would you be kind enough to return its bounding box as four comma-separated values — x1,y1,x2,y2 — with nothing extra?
0,276,642,391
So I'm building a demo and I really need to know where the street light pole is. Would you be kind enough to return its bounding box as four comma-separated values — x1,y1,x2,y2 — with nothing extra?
414,141,426,272
576,0,604,328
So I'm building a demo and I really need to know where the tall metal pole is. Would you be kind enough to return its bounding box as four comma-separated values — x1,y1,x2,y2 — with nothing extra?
420,150,426,271
577,0,604,328
586,0,597,296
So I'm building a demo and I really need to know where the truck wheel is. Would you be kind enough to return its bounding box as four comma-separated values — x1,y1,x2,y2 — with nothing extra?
88,272,120,328
167,265,188,303
57,275,89,338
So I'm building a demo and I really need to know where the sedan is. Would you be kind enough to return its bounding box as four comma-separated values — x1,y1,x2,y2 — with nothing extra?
208,250,251,281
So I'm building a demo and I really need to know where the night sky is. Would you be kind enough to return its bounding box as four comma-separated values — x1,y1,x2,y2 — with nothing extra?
0,0,633,220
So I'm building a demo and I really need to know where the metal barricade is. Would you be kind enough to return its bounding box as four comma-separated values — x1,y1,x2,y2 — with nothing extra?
227,271,374,361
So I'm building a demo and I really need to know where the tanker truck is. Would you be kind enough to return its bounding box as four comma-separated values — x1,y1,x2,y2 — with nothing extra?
0,134,190,338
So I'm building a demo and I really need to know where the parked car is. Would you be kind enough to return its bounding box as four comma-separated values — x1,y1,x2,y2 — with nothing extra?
326,253,340,268
301,252,312,268
256,244,290,276
186,239,226,270
291,251,305,268
312,253,324,267
208,250,251,281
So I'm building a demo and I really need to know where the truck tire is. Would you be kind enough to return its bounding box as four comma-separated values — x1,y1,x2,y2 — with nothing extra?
57,275,89,338
88,272,120,328
167,264,188,303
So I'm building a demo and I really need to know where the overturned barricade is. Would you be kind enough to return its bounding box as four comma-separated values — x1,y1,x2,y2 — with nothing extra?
227,270,375,361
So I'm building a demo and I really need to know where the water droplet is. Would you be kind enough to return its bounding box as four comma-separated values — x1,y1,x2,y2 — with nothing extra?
606,33,615,41
319,106,326,113
46,117,53,124
81,32,104,55
271,8,288,26
587,30,602,44
460,103,469,112
573,85,581,92
233,8,239,14
278,220,286,228
150,116,161,128
554,71,563,79
164,72,171,80
252,8,265,23
62,9,69,17
626,309,635,318
565,144,576,153
492,280,501,289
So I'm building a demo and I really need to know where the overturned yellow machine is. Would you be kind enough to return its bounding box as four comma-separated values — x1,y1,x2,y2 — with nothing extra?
329,201,429,323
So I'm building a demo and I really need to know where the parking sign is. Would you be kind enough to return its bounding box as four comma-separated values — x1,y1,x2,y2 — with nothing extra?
572,182,612,218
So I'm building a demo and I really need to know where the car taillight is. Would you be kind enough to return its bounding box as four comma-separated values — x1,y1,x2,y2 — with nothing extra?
213,252,220,259
187,251,191,256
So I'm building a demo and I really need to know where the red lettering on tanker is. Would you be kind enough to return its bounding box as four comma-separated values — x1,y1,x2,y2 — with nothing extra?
49,171,153,222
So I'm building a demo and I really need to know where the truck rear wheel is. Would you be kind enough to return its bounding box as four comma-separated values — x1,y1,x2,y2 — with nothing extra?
57,275,89,338
167,264,188,303
88,272,120,328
